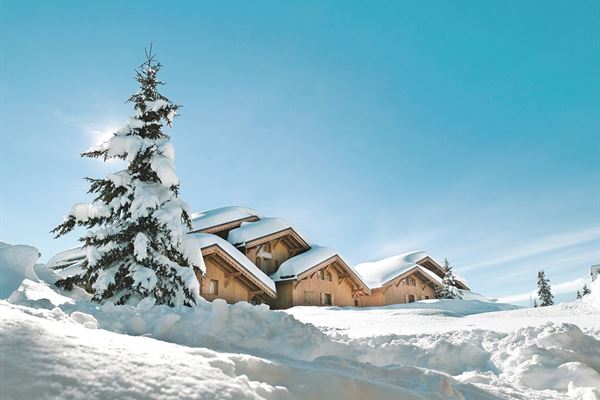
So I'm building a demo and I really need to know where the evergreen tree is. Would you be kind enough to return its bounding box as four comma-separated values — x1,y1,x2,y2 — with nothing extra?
533,299,538,308
536,270,554,307
576,290,582,300
52,48,204,307
582,284,591,296
436,258,462,299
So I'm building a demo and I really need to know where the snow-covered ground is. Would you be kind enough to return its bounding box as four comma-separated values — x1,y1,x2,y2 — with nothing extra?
1,241,599,400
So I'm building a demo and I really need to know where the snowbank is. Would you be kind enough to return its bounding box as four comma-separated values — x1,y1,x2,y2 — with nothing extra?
0,242,40,297
3,241,600,399
4,302,473,400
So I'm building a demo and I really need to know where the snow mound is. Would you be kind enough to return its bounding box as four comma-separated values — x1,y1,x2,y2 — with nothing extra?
0,299,499,400
0,242,40,298
492,323,600,396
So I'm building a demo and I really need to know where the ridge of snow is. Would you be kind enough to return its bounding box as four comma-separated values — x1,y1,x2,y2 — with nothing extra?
227,217,311,247
190,206,262,232
192,233,276,293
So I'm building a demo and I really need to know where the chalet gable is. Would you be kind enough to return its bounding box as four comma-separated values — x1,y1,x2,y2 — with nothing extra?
355,251,470,291
227,218,311,253
379,265,443,295
414,256,470,290
272,246,371,296
193,233,277,299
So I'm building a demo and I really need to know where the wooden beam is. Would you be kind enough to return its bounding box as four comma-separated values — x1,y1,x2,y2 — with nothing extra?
293,277,306,290
288,247,304,257
225,271,242,278
338,276,348,286
248,290,263,299
271,237,282,249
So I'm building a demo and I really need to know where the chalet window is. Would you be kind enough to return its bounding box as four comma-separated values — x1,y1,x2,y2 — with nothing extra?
408,278,416,286
408,295,415,303
209,279,219,295
304,291,314,305
317,270,324,280
324,270,332,281
321,293,333,306
354,299,359,307
425,296,430,300
401,278,407,285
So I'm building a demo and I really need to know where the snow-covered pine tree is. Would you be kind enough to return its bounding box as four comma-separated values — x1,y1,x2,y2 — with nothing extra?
536,270,554,307
576,290,582,300
582,284,591,297
436,258,462,299
533,299,538,308
52,48,204,307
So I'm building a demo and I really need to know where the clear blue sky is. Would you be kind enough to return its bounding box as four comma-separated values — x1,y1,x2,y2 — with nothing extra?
1,1,598,305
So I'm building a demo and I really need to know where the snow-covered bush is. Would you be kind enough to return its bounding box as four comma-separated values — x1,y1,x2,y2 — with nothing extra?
51,49,203,307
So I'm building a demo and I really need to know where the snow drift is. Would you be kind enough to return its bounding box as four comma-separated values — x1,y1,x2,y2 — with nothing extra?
2,241,599,399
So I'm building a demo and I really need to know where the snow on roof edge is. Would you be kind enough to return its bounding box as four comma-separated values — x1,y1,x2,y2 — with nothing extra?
227,217,311,247
190,206,262,232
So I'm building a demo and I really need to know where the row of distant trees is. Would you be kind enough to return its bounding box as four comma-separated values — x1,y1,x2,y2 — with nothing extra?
533,270,591,307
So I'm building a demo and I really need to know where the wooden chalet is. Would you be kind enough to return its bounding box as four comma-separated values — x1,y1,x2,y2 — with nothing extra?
269,245,371,309
354,251,470,307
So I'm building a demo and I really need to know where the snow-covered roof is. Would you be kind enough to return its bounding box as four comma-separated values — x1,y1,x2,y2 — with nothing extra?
46,246,86,270
227,217,311,247
192,233,276,294
270,245,338,281
354,251,439,289
190,206,262,232
270,245,370,293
